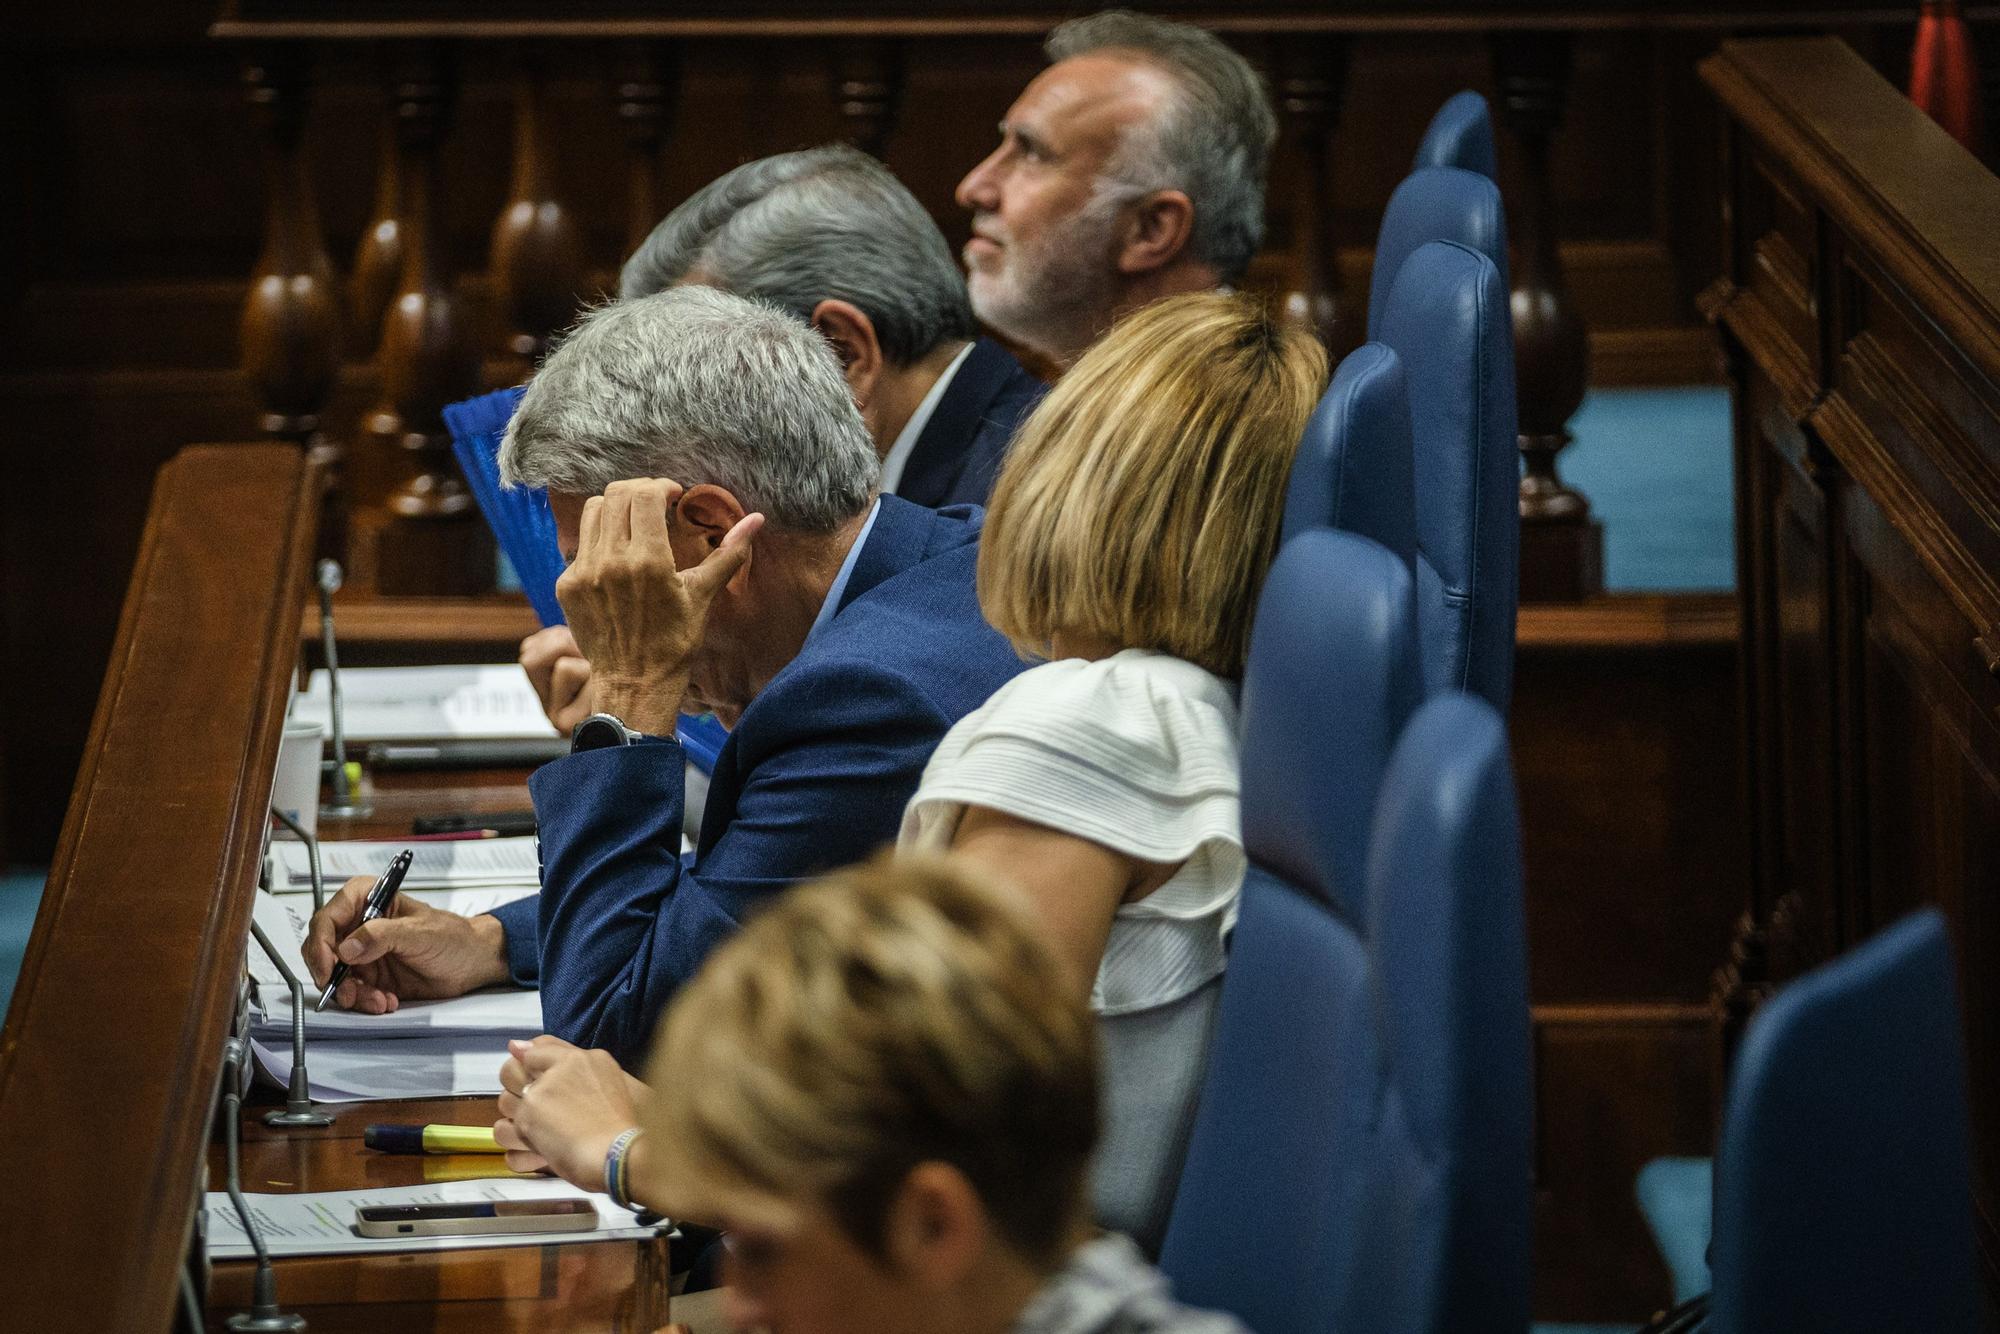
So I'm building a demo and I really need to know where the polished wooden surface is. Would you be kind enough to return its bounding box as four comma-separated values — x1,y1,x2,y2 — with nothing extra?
0,445,320,1331
1704,34,2000,1285
208,765,679,1332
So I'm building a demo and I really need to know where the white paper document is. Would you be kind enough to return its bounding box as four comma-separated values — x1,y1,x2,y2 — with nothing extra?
245,888,545,1100
206,1177,663,1260
269,837,541,892
249,1032,522,1102
295,664,560,742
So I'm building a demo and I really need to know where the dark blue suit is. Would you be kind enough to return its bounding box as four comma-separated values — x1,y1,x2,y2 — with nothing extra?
892,337,1046,509
488,497,1027,1063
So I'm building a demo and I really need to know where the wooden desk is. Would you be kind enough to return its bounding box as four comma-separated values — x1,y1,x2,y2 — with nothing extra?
206,767,681,1331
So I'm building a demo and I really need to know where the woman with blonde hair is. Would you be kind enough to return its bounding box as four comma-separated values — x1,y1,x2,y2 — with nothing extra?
496,291,1326,1258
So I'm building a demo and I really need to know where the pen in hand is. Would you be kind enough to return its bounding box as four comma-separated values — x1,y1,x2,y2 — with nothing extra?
315,848,415,1012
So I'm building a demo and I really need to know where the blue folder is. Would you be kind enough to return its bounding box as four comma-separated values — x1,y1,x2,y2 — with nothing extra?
444,387,732,774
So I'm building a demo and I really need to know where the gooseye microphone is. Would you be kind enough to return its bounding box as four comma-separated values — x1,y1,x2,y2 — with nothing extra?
316,559,361,816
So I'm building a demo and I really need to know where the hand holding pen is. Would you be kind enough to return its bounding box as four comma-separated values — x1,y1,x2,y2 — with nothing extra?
315,849,413,1011
303,852,514,1014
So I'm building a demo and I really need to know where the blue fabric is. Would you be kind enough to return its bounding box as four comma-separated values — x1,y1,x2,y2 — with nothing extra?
1376,240,1521,710
892,337,1046,509
1368,166,1509,339
1161,682,1531,1334
1636,1156,1714,1305
1710,908,1983,1334
1413,90,1498,181
1564,387,1734,591
1281,342,1419,578
494,496,1027,1062
1238,531,1418,922
444,386,566,626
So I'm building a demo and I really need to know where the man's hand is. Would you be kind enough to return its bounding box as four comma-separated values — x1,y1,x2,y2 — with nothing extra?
303,875,512,1013
493,1035,652,1190
555,478,762,737
520,624,595,732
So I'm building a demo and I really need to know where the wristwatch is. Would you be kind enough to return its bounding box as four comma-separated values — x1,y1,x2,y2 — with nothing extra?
571,712,644,753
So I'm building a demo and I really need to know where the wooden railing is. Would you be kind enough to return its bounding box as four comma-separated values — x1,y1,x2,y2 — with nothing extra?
0,445,320,1330
1703,33,2000,1285
208,2,1958,610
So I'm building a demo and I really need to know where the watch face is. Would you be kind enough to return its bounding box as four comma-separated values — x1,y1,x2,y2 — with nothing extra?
573,715,629,752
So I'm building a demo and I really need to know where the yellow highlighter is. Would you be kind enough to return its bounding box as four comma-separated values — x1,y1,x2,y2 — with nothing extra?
364,1123,504,1155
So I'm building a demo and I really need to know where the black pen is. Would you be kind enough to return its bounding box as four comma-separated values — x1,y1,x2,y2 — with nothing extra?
315,848,415,1012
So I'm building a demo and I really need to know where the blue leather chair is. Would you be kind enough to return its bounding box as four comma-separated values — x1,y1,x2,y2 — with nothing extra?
1281,342,1418,575
1710,908,1983,1334
1367,166,1508,338
1413,90,1498,181
1160,675,1532,1334
1375,240,1520,708
1236,529,1419,922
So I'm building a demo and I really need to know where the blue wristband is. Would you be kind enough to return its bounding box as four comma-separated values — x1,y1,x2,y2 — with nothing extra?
604,1127,644,1211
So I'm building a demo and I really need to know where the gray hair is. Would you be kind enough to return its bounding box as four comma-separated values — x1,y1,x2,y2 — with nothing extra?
618,145,977,366
499,286,878,533
1046,11,1275,284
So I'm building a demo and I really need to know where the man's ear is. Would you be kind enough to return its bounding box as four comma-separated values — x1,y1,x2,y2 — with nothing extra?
673,484,748,550
1114,189,1197,276
810,299,887,409
881,1163,989,1291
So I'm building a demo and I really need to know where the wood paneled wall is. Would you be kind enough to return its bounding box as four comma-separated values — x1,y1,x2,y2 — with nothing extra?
0,4,1808,862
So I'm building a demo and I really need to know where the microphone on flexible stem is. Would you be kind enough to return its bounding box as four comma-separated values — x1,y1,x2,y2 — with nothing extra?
269,804,326,916
218,1038,309,1332
247,918,334,1129
315,560,370,820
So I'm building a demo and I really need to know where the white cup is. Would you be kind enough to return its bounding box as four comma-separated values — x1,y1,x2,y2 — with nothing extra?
272,718,326,840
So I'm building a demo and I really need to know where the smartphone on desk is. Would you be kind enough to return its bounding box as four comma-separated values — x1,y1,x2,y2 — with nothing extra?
354,1197,599,1238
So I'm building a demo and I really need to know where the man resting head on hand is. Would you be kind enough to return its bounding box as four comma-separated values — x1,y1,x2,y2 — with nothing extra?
305,287,1027,1060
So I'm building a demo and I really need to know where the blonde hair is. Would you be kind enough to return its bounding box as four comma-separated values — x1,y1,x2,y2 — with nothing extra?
640,854,1099,1266
978,291,1326,677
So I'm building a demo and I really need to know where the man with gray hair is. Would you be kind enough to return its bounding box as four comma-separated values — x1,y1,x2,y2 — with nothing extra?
521,145,1046,737
957,9,1275,366
623,144,1045,510
304,285,1027,1062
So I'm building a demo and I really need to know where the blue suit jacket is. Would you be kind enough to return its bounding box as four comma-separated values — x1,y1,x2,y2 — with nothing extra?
892,338,1046,510
490,496,1027,1062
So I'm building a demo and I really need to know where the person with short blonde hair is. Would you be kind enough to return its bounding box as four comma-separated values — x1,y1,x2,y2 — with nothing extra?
898,291,1325,1252
977,289,1324,680
502,856,1248,1334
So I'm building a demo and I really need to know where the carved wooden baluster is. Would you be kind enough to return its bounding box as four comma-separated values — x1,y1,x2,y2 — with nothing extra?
364,47,492,596
491,53,587,379
1492,31,1602,602
239,56,344,557
832,40,905,160
616,42,681,258
1274,36,1352,353
350,120,403,356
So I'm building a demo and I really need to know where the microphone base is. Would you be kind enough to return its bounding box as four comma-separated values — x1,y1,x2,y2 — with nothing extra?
263,1107,336,1128
317,798,376,822
227,1310,308,1332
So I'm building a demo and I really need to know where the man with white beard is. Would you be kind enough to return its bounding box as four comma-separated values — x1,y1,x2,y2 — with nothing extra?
955,10,1276,368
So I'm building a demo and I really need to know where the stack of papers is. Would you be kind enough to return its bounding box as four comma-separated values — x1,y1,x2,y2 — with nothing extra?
206,1177,662,1260
294,664,560,742
269,837,542,893
246,888,543,1102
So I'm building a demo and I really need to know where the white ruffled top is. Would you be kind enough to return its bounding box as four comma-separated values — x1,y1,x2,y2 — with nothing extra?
899,648,1244,1016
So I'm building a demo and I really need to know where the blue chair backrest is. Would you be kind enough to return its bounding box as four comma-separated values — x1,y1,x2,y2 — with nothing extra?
1351,692,1532,1333
1238,529,1419,921
1710,908,1983,1334
1368,165,1509,339
1161,691,1531,1334
1281,342,1418,575
1414,91,1498,181
1375,240,1520,709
